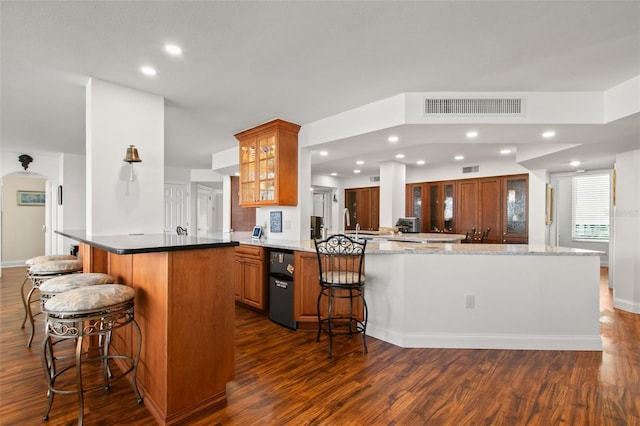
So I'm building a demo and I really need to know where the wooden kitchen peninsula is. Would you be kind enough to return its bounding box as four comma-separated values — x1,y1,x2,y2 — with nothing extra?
56,230,238,426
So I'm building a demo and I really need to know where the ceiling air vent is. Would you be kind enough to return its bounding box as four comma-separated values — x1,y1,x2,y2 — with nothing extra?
370,176,380,183
424,98,525,116
462,165,479,174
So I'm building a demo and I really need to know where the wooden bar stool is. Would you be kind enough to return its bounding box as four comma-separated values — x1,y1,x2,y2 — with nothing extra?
23,259,83,347
41,284,143,425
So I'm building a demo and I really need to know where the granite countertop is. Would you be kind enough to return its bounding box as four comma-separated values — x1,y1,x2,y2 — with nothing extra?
343,232,467,243
235,236,603,256
56,229,238,255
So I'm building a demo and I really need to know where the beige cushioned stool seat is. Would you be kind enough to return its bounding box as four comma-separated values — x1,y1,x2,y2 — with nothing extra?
26,255,77,266
29,259,83,275
44,284,135,314
321,271,365,285
40,273,114,295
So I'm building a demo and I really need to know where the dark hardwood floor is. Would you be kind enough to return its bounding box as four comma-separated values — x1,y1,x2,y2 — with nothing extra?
1,266,638,425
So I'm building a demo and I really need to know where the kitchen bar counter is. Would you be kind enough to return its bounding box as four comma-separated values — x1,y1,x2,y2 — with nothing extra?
232,234,602,351
57,230,238,426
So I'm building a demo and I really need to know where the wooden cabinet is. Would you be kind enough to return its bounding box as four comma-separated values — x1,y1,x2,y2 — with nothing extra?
502,175,529,243
294,250,364,329
234,119,300,207
345,186,380,231
235,245,268,312
426,181,456,232
412,174,528,243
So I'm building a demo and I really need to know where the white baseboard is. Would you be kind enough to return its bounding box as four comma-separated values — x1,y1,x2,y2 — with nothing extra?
613,297,640,314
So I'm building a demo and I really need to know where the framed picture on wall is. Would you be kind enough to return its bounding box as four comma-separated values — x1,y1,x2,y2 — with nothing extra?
17,190,45,206
270,211,283,233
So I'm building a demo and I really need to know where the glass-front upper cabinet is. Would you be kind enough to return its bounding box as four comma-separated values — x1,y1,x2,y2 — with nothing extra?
235,119,300,207
443,182,455,232
405,183,424,231
502,175,528,242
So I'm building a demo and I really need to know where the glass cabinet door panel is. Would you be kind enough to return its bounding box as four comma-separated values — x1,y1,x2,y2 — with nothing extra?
443,183,454,232
412,186,422,218
429,184,439,231
505,178,527,234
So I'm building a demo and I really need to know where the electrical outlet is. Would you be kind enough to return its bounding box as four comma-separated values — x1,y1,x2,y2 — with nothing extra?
465,295,475,309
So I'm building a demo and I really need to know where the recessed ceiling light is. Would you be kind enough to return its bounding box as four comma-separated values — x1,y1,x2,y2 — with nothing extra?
330,172,337,176
234,172,240,176
164,44,183,56
310,187,314,191
570,160,581,167
388,136,399,143
353,169,361,174
542,131,556,139
500,149,512,155
356,160,364,165
417,160,425,165
466,131,478,138
140,66,157,76
454,155,464,161
320,150,328,156
395,154,405,159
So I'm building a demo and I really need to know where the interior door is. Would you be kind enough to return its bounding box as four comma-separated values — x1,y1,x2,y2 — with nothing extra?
196,185,213,236
164,183,188,234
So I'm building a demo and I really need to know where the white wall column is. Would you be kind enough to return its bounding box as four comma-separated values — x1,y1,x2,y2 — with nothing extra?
379,161,406,228
86,78,164,235
611,150,640,314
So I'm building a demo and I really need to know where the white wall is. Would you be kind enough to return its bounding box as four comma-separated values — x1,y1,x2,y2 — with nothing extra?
86,78,164,235
611,150,640,313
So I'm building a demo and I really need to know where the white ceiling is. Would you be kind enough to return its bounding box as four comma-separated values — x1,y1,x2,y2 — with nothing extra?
2,1,639,175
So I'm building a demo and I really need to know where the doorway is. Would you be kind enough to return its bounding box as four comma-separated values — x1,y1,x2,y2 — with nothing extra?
196,185,213,236
164,183,188,234
1,174,48,267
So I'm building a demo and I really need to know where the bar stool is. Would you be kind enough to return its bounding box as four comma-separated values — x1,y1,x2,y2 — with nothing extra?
39,273,115,307
23,259,84,347
41,284,143,425
21,255,77,328
314,234,368,358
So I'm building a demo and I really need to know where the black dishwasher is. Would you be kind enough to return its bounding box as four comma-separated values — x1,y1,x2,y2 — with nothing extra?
269,249,297,329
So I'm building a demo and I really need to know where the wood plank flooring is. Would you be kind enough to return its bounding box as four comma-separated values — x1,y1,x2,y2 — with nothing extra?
1,266,638,425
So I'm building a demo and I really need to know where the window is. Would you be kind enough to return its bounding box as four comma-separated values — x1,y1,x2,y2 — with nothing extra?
572,174,610,241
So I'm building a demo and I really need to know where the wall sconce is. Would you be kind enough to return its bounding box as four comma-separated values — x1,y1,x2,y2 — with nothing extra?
123,145,142,182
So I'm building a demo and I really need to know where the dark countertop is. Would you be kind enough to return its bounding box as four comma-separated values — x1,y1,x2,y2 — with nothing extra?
56,229,239,255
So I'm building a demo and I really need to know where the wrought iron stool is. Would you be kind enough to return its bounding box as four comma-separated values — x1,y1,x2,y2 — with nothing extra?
314,234,368,358
41,284,143,425
39,273,115,307
23,259,83,347
21,255,77,328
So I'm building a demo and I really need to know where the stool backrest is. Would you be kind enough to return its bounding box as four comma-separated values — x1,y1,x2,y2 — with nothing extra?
314,234,366,287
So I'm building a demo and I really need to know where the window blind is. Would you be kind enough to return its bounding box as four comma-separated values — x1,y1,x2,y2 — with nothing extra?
572,174,610,241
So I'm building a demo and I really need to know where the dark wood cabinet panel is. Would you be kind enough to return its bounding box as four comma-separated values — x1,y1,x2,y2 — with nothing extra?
235,245,268,313
345,186,379,231
405,183,426,232
478,177,502,243
426,181,456,232
456,179,479,235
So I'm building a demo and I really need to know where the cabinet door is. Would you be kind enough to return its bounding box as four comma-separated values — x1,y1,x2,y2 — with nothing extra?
456,179,478,234
369,187,379,231
406,183,424,232
234,258,242,300
345,189,357,230
442,181,456,232
241,258,264,309
239,140,257,205
478,177,501,243
427,183,440,231
356,188,371,230
502,175,528,243
294,251,321,324
257,132,277,203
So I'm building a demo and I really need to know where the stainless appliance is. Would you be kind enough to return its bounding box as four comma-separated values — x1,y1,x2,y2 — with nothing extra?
269,249,297,329
396,217,421,233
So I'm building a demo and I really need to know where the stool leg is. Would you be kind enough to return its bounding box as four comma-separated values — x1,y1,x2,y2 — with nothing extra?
130,319,143,404
75,335,85,426
316,288,323,343
327,288,334,359
41,335,55,422
361,291,368,354
20,275,30,329
25,283,39,348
